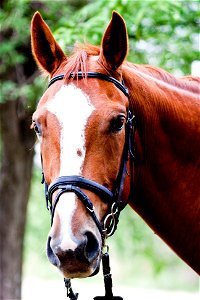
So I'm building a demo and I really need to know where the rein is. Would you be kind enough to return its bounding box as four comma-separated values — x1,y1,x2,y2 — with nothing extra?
42,71,136,299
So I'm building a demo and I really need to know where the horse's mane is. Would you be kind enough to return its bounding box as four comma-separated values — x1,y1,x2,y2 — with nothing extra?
59,44,100,81
125,62,200,94
58,43,199,94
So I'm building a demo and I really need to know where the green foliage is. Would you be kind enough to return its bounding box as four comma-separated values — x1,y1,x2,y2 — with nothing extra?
23,166,55,278
54,0,199,75
0,0,39,105
0,0,89,105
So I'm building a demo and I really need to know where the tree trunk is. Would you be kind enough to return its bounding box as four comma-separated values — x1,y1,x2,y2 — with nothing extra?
0,100,35,300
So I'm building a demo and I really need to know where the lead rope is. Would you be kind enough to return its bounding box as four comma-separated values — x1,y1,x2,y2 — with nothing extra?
64,245,123,300
64,278,79,300
93,245,123,300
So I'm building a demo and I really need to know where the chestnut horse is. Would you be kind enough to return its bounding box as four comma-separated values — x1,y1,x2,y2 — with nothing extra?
31,11,200,280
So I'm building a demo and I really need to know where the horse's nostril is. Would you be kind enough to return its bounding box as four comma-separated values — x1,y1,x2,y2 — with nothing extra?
84,231,100,263
47,236,60,267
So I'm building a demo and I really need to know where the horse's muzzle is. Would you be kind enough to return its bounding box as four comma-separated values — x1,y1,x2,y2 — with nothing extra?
47,231,101,278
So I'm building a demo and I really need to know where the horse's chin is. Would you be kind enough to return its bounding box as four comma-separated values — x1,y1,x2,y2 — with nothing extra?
89,263,100,277
60,260,101,279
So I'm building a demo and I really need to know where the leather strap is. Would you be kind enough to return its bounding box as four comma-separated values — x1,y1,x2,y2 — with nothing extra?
48,72,129,97
50,185,104,238
48,176,113,203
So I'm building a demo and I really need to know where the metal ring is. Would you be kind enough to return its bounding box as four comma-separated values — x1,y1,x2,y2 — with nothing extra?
103,202,119,238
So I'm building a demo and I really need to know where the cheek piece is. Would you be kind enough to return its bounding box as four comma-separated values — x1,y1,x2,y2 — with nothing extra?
41,71,136,300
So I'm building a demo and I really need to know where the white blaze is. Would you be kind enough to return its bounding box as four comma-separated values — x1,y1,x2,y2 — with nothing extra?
47,84,94,249
48,84,94,176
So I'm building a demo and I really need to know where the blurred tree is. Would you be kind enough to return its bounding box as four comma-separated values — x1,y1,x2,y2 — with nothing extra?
0,2,38,298
0,0,198,298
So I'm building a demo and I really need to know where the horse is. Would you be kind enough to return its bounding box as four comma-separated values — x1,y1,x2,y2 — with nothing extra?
31,10,200,281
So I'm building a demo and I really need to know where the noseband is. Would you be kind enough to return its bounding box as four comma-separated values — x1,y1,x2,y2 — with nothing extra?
42,71,135,241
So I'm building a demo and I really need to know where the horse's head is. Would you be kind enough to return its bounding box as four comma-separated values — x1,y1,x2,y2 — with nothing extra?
31,11,132,278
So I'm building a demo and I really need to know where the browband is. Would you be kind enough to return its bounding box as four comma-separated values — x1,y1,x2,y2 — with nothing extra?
48,71,129,97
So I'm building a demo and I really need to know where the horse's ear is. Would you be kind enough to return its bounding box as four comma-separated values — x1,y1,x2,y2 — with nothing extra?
99,11,128,71
31,12,66,75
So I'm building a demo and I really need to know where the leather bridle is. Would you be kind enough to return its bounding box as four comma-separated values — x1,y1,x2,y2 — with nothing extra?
42,71,136,242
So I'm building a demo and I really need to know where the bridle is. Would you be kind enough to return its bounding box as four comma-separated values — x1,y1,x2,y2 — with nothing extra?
41,71,136,299
43,71,135,239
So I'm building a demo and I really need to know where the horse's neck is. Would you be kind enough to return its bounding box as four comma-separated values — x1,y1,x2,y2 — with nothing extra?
124,64,200,164
123,64,200,274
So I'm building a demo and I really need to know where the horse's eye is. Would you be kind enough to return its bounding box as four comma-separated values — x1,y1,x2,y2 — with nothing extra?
111,115,125,132
32,121,41,136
